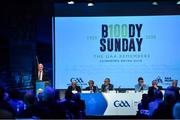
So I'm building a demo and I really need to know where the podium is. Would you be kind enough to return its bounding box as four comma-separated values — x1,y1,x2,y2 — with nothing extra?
36,80,50,95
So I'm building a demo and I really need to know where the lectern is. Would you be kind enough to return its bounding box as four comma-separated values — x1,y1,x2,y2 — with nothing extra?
36,80,50,95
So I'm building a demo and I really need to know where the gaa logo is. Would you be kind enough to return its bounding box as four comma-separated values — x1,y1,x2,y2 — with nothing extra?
114,100,130,107
70,77,84,83
156,76,163,83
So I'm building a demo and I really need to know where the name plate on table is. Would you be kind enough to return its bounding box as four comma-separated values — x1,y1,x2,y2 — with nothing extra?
81,91,91,93
72,90,78,94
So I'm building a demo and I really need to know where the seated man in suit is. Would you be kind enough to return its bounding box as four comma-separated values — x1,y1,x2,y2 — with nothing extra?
135,77,148,92
101,78,114,92
167,80,179,91
85,80,98,93
167,80,179,100
67,81,81,93
148,80,163,100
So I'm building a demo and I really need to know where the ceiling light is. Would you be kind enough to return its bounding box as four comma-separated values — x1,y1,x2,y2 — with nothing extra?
67,1,74,5
152,1,158,5
88,0,94,7
88,2,94,7
177,1,180,5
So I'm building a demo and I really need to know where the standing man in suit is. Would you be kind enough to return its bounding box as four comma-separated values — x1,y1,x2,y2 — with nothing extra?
67,81,81,93
101,78,114,92
32,63,50,94
37,63,49,81
85,80,98,93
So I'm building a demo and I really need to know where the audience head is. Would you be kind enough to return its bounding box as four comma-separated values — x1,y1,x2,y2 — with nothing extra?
42,86,55,102
141,94,149,102
88,80,94,87
172,80,178,87
154,90,163,100
24,91,35,106
104,78,110,85
166,86,179,102
140,94,149,109
3,92,9,101
173,102,180,119
164,89,176,105
38,63,44,72
138,77,144,86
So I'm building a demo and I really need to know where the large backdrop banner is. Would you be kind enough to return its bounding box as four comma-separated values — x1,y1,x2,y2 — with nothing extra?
54,16,180,89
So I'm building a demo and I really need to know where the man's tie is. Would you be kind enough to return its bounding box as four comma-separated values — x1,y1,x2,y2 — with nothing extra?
38,71,42,80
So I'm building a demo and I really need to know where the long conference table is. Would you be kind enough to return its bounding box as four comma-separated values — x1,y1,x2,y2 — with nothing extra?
80,91,149,116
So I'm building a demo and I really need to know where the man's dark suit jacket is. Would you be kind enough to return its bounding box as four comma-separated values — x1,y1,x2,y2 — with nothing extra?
148,86,163,98
148,86,163,91
33,70,49,82
67,86,81,93
32,70,50,91
85,86,98,93
101,84,114,92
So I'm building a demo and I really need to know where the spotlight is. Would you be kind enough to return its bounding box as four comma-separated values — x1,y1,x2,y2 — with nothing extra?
177,1,180,4
152,1,158,5
88,0,94,7
67,1,74,5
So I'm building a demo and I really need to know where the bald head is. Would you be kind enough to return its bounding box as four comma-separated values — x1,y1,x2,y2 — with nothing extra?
71,81,77,88
38,63,44,72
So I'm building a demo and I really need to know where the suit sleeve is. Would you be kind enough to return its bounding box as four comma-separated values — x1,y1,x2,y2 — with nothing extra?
110,84,114,90
43,70,49,81
101,85,105,92
78,86,82,93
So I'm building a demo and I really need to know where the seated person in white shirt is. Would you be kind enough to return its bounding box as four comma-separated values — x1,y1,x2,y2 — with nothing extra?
135,77,148,92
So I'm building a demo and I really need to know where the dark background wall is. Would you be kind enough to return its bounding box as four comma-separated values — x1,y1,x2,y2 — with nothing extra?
0,0,53,89
0,0,180,90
